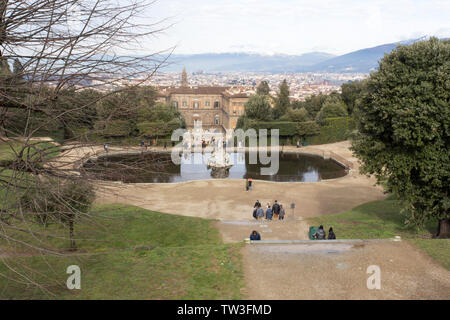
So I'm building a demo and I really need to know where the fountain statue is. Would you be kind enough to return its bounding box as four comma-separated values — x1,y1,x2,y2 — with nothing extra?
206,140,233,178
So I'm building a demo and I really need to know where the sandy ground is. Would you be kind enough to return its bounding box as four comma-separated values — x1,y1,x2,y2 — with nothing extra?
93,141,385,222
243,241,450,299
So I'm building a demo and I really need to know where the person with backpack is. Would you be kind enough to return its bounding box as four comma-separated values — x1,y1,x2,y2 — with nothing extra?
272,200,280,220
313,225,326,240
328,227,336,240
265,205,273,220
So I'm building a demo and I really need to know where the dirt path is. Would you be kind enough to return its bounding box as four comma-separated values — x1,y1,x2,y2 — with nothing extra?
243,241,450,299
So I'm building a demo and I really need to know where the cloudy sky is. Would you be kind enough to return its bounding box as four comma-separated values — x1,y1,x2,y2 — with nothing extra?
144,0,450,55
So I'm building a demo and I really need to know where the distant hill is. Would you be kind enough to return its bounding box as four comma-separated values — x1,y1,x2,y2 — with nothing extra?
163,52,336,73
305,36,431,73
159,36,443,73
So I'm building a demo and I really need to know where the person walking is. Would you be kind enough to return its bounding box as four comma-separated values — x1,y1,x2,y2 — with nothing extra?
104,143,109,153
256,205,265,220
279,204,285,220
328,227,336,240
265,205,273,220
254,200,261,208
272,200,280,220
248,178,253,190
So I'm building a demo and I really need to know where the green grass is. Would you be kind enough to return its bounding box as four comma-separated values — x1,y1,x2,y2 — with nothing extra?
308,196,450,270
0,204,244,299
0,140,60,162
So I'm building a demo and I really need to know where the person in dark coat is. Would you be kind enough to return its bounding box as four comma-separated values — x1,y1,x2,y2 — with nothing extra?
250,230,261,241
328,227,336,240
272,200,281,220
254,200,261,208
313,225,326,240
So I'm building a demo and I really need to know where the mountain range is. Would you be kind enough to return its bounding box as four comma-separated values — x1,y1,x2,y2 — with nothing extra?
162,36,438,73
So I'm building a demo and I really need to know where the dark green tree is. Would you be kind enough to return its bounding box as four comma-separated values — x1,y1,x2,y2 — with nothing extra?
273,79,290,119
243,95,272,121
351,38,450,238
315,100,348,124
256,80,270,96
341,80,364,115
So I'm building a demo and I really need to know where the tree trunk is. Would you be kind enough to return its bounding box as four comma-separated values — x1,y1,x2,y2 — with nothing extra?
69,216,76,250
435,219,450,239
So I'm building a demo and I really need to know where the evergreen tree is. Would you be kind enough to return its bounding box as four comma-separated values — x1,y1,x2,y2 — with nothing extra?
273,79,290,119
256,80,270,96
352,38,450,238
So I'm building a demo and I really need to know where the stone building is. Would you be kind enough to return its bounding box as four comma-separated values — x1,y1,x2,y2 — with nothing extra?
156,69,251,132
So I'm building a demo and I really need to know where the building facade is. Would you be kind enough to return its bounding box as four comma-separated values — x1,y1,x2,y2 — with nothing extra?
156,71,250,132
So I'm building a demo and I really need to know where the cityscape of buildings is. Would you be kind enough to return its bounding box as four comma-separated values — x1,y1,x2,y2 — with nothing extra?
146,70,368,101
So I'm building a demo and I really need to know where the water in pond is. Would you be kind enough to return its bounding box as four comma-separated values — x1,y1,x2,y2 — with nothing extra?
81,151,347,183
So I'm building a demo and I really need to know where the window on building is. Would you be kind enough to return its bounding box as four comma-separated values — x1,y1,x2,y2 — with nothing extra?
182,101,187,107
193,102,199,109
214,101,219,109
233,108,236,115
172,101,178,108
215,115,220,125
205,100,210,107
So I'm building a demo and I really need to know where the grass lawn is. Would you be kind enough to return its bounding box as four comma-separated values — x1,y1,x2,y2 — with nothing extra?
308,196,450,270
0,204,244,299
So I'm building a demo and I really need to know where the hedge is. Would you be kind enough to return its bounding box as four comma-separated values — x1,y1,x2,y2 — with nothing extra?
305,117,356,145
137,119,182,137
94,120,133,137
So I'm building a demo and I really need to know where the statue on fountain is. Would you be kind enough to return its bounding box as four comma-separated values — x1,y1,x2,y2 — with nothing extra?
206,139,233,178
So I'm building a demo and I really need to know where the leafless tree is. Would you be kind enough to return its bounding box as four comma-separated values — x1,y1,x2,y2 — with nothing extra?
0,0,175,296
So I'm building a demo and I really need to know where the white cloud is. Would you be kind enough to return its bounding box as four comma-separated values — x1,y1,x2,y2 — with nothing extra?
146,0,450,55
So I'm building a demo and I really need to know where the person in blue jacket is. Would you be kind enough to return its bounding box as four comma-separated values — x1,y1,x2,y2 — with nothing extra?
250,230,261,241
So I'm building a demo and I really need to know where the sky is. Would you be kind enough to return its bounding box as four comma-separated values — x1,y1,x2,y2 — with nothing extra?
142,0,450,56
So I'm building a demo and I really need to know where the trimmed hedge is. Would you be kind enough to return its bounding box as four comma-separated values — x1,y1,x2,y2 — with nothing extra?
94,120,133,137
242,120,320,137
305,117,356,145
137,119,182,137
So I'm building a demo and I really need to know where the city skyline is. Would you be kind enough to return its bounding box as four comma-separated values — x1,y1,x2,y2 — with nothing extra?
143,0,450,56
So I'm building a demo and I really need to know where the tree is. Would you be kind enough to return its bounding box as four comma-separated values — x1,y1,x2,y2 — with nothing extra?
285,107,310,122
256,80,270,96
0,0,172,290
315,101,348,124
351,38,450,238
244,95,272,121
273,79,290,119
341,80,364,115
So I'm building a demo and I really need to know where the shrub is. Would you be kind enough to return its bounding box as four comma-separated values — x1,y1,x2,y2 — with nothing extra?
305,117,355,145
137,119,182,137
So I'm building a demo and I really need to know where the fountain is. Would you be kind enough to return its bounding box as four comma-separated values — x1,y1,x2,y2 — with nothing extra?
206,140,233,178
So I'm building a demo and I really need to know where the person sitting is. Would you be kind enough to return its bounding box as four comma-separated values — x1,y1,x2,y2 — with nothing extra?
313,225,326,240
328,227,336,240
265,205,273,220
250,230,261,241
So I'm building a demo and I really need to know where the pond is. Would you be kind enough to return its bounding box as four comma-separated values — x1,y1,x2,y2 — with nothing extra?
81,151,347,183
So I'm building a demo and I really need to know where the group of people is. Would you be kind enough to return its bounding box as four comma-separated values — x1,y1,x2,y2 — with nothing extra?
252,200,285,221
312,225,336,240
